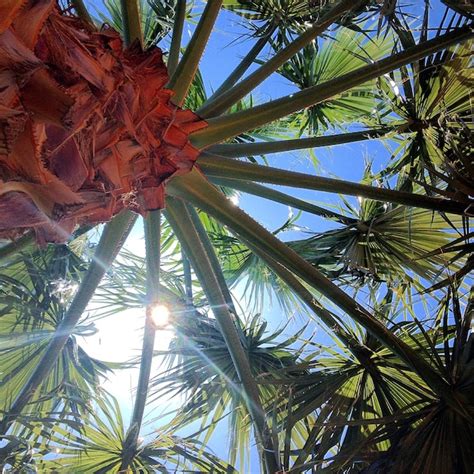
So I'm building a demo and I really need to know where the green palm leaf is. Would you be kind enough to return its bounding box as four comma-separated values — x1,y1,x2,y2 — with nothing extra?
0,244,113,427
274,25,394,133
35,393,235,472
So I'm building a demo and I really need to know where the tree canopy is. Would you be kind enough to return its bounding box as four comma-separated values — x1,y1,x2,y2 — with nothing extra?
0,0,472,473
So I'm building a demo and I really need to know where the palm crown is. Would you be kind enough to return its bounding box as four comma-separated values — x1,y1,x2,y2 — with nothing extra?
0,0,472,472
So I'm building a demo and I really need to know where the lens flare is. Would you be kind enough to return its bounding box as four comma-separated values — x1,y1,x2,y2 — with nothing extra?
149,304,170,329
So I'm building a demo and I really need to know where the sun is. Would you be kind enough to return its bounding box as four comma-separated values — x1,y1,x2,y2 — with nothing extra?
149,303,171,329
82,307,174,364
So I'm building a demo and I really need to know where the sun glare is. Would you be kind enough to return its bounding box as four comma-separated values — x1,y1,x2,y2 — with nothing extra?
229,195,239,206
149,304,171,329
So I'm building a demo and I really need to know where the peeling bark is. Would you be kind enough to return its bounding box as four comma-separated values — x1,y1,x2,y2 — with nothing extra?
0,0,207,244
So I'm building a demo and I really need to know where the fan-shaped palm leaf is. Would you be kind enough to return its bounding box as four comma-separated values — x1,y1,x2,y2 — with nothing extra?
0,244,112,427
152,309,304,467
35,393,235,472
377,37,473,188
273,25,394,133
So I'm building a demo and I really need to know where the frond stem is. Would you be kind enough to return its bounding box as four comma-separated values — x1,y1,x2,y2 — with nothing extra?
167,0,186,76
120,0,143,47
198,155,472,215
168,170,452,397
120,210,161,470
207,22,277,101
165,198,281,474
167,0,223,106
205,127,395,157
209,176,355,224
197,0,364,118
191,24,473,147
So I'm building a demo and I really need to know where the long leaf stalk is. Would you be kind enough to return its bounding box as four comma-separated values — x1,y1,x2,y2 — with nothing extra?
0,211,136,435
165,198,281,474
120,0,143,46
72,0,94,25
210,176,355,224
191,24,473,147
168,171,452,397
205,127,394,157
173,203,237,314
167,0,223,106
117,5,153,466
182,254,193,305
167,0,186,76
242,242,402,459
247,241,405,385
198,155,472,215
0,232,34,261
197,0,363,117
242,241,373,362
206,22,277,101
121,211,161,470
166,200,235,321
117,9,158,467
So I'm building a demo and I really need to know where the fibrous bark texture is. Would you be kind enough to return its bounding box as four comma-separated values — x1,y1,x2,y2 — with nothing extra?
0,0,206,243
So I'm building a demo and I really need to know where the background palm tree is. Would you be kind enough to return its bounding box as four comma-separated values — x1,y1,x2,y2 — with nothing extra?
0,0,472,472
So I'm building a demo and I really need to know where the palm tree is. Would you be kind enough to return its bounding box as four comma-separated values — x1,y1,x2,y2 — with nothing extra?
0,0,472,472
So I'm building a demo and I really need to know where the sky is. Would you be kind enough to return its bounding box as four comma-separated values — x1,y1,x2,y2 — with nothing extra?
78,0,454,471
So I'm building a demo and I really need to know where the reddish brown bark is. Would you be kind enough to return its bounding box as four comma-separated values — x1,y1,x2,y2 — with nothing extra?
0,0,207,243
